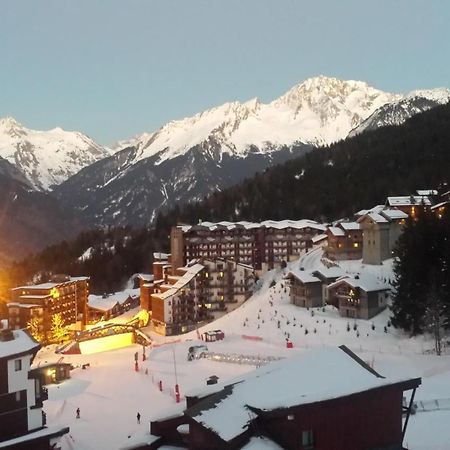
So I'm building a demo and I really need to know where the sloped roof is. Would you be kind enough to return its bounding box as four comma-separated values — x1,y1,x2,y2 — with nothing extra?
286,269,321,284
328,226,345,236
184,346,420,443
327,272,390,292
387,195,432,207
339,222,360,231
0,329,40,359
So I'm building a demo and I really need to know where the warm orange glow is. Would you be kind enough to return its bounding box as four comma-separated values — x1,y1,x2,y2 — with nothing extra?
50,288,60,299
353,242,359,248
79,333,134,354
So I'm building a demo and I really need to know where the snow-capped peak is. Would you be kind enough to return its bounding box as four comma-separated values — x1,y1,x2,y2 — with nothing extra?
405,87,450,104
0,118,112,190
118,76,399,166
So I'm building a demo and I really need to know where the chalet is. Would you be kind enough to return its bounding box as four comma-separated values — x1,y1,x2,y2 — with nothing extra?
148,346,421,450
0,327,69,449
327,273,391,319
8,275,89,342
324,222,362,261
286,269,323,308
312,266,345,306
385,195,432,219
357,208,408,265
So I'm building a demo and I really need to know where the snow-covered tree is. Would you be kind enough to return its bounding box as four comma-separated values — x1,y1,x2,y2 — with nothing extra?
27,316,44,343
50,313,68,343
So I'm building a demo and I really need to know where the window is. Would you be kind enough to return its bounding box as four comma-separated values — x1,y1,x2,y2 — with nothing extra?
15,391,21,402
302,430,314,448
15,359,22,371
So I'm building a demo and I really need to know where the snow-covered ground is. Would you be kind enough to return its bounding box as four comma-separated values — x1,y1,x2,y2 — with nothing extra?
34,250,450,449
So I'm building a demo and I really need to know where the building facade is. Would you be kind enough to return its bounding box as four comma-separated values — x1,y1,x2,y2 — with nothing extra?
357,208,407,265
0,327,69,449
286,270,323,308
149,346,421,450
327,274,390,320
8,276,89,342
324,222,362,261
171,220,326,272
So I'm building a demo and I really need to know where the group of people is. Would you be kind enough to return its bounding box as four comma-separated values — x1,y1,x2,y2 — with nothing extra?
76,408,141,424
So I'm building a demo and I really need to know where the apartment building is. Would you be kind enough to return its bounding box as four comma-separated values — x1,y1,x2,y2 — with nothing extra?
8,275,89,342
171,220,327,272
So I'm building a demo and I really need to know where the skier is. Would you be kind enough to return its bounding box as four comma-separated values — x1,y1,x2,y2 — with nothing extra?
76,407,80,419
137,412,141,424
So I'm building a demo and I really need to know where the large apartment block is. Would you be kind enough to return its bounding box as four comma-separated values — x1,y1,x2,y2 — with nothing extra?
8,275,89,342
140,253,254,336
171,220,327,272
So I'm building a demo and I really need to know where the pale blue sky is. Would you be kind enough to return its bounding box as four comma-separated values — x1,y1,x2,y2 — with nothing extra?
1,1,449,144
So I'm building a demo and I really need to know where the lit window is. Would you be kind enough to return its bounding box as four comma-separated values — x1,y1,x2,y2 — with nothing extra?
353,242,359,248
15,359,22,371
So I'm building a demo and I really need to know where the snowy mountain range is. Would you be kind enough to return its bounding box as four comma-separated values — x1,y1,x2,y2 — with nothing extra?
1,76,449,232
0,117,111,190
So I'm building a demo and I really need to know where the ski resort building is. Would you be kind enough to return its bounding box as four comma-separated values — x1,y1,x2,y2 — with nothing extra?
324,222,362,261
327,273,391,320
356,207,408,265
385,194,432,218
148,346,421,450
286,269,323,308
144,257,255,336
0,327,69,449
170,220,327,273
7,275,89,342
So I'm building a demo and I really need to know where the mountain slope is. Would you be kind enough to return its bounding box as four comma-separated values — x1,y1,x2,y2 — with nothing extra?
155,101,450,225
350,88,450,136
0,117,111,190
55,76,398,226
0,156,85,263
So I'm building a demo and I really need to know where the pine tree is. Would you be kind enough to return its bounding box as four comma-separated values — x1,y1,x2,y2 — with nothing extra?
391,207,450,339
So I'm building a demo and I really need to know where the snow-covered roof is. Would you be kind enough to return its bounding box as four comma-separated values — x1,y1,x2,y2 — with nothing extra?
339,222,360,231
12,282,59,291
0,329,40,359
153,252,170,260
137,273,154,282
381,208,408,220
328,226,345,236
312,233,328,244
14,294,50,299
417,189,437,196
241,436,284,450
185,346,419,442
152,263,205,301
88,289,138,311
431,201,449,211
359,212,389,224
354,205,384,216
327,273,390,292
387,195,432,207
313,266,345,280
286,270,321,284
182,219,326,233
0,425,69,448
7,302,41,308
